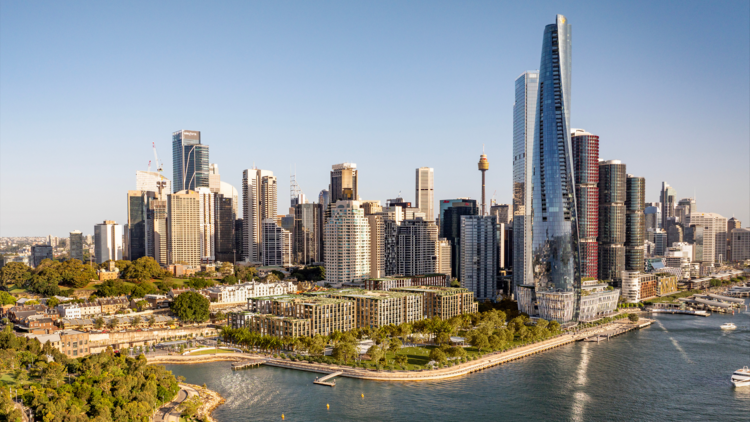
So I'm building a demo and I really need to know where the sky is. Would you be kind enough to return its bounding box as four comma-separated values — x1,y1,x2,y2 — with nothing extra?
1,0,748,237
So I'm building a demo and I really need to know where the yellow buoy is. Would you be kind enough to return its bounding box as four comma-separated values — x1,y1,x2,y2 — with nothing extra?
282,415,285,420
326,404,330,410
361,393,364,398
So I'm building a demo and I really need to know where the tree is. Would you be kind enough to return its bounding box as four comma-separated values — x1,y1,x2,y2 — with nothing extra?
24,300,39,305
395,354,408,368
132,316,142,327
0,291,17,306
45,296,60,308
171,291,210,323
428,348,447,364
367,345,383,364
147,315,156,327
59,259,97,288
122,257,162,281
0,262,31,287
450,279,461,288
221,275,238,285
628,313,640,323
107,319,119,330
332,342,357,363
469,334,490,352
178,394,202,418
236,266,258,282
94,317,105,330
388,338,402,354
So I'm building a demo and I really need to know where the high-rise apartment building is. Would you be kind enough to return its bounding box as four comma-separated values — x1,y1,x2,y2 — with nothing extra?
442,200,478,280
329,163,358,203
367,211,399,278
660,182,676,229
215,193,236,263
625,175,645,272
571,129,599,280
688,212,727,263
324,201,370,284
460,215,498,301
729,227,750,262
645,205,661,231
512,70,539,305
726,217,742,261
262,219,291,266
127,190,156,261
196,187,215,263
94,220,123,264
436,238,452,277
598,160,626,283
150,197,168,266
293,203,324,265
675,197,696,226
172,130,208,193
31,244,54,268
69,231,83,261
531,15,579,323
242,169,277,263
397,218,438,276
415,167,435,222
167,191,201,266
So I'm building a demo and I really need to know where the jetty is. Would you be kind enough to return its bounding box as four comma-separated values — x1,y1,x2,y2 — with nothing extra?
649,308,709,317
313,371,343,387
581,319,653,342
231,358,266,370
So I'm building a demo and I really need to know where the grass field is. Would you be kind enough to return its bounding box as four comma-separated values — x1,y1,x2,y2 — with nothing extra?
0,371,31,386
187,349,238,356
353,345,485,370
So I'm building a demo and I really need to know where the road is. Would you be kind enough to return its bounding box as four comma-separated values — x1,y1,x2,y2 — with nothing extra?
153,384,199,422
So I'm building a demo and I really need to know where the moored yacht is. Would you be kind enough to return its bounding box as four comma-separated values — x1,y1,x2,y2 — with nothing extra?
720,323,737,330
731,367,750,387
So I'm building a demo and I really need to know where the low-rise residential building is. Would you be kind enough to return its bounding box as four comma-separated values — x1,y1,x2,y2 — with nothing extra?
205,281,295,303
390,286,478,319
97,297,129,314
364,274,449,291
24,329,91,358
246,295,356,337
58,314,175,331
25,316,58,334
325,289,424,330
578,280,620,322
57,302,102,318
6,304,50,323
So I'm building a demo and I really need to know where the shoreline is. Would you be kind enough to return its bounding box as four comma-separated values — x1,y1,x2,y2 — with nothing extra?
181,382,226,422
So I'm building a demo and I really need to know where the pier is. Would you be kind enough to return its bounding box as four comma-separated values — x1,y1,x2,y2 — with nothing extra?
231,358,266,370
648,308,709,317
580,319,653,342
313,371,343,387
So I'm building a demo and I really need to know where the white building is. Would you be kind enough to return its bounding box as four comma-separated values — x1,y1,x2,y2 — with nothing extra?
57,302,102,319
415,167,434,222
243,169,277,264
578,280,620,322
205,281,295,303
262,219,291,266
621,271,643,303
197,187,216,263
324,201,371,285
94,220,123,264
689,212,727,263
436,238,452,278
460,215,497,301
136,170,172,196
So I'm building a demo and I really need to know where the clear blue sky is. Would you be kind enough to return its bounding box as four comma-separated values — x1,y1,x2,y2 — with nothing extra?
1,0,748,237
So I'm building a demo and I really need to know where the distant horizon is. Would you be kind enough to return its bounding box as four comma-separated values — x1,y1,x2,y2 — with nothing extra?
2,1,748,236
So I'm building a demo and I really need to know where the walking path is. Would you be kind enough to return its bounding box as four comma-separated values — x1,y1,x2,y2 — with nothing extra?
153,384,198,422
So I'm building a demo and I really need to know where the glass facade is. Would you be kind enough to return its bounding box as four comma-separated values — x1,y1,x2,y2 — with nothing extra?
571,131,599,280
215,194,236,263
597,161,626,282
172,130,209,193
531,15,579,322
512,71,538,304
442,200,478,279
127,191,153,261
294,203,324,265
625,175,645,272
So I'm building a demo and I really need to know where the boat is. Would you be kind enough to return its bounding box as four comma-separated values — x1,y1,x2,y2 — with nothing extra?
721,323,737,330
731,367,750,387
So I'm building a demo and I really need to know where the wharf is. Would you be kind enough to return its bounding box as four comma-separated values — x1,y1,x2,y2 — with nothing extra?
580,319,653,342
648,308,710,317
313,371,343,387
231,358,266,370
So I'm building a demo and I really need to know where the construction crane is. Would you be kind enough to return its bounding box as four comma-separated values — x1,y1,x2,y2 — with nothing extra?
152,142,164,174
491,190,497,206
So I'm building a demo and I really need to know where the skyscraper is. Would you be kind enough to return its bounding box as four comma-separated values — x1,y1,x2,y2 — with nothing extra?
598,160,626,283
571,129,599,280
397,218,438,276
675,197,696,227
172,130,209,193
242,169,277,263
214,192,236,263
442,200,479,280
490,204,512,226
415,167,435,222
512,71,539,304
726,216,742,261
94,220,123,264
69,230,83,261
644,205,661,231
318,190,330,209
531,14,578,323
460,215,498,301
324,201,370,284
196,187,215,263
127,190,155,261
293,203,324,265
262,219,291,266
660,182,676,229
167,191,201,266
625,175,645,272
329,163,358,203
31,245,53,268
688,212,728,263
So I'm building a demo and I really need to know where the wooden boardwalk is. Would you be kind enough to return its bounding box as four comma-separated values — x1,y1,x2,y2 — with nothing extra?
231,358,266,370
582,320,653,342
313,371,343,387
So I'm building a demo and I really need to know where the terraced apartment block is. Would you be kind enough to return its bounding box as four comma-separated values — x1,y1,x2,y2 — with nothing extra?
324,289,424,330
245,295,355,337
391,286,478,319
364,274,449,291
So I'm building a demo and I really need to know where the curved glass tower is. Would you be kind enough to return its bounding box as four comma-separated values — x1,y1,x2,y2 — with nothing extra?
531,15,580,323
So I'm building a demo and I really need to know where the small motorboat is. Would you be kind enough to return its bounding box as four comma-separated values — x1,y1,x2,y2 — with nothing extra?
731,367,750,387
721,323,737,330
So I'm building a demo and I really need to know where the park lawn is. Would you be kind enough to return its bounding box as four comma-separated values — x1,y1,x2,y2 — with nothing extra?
188,349,238,355
0,371,31,386
357,345,486,371
8,286,27,294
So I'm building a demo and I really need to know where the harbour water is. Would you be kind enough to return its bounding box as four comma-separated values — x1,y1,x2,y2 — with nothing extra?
166,303,750,421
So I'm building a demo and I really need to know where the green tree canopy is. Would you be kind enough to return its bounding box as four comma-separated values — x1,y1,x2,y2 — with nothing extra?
0,261,31,287
59,258,97,288
122,257,162,281
93,280,134,298
171,291,210,323
0,291,16,306
428,348,447,364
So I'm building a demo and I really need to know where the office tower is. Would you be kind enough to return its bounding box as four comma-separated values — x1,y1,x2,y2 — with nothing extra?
442,200,479,279
196,187,215,263
94,220,123,264
167,191,201,266
688,212,728,263
497,223,506,269
150,197,168,266
215,192,236,263
436,238,452,277
415,167,435,222
31,244,54,267
726,217,741,261
387,197,412,208
727,217,741,233
208,163,221,193
625,175,645,272
359,200,382,215
531,15,578,322
172,130,209,193
242,169,278,263
127,190,156,261
490,204,512,226
136,171,172,197
513,71,539,301
280,215,295,232
460,215,498,301
367,214,387,278
571,129,599,280
330,163,358,203
234,219,244,260
675,197,696,226
478,153,489,215
318,190,330,208
262,219,291,266
645,205,661,231
667,223,683,246
397,218,439,276
69,231,83,261
294,203,324,265
598,160,626,283
206,164,239,215
660,182,676,229
730,228,750,262
653,229,668,256
324,201,370,284
439,198,471,236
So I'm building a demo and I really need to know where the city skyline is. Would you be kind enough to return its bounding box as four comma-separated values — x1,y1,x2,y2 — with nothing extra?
1,1,749,236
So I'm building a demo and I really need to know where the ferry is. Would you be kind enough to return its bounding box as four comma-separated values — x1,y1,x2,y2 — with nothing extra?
731,367,750,387
720,323,737,330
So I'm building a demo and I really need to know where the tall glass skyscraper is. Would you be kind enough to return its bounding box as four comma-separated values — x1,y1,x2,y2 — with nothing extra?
531,15,579,323
512,71,539,312
172,130,209,193
571,129,599,280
